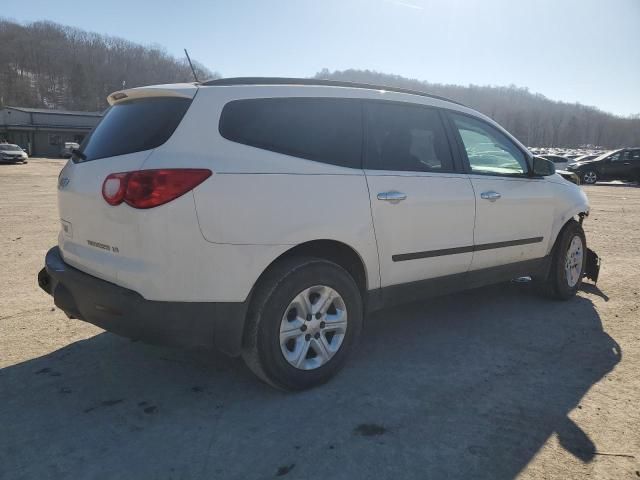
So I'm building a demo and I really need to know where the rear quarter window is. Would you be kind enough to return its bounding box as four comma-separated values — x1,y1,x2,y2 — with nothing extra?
218,97,362,169
75,97,192,162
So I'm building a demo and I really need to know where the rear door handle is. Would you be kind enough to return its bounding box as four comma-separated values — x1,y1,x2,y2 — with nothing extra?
480,191,501,201
377,191,407,203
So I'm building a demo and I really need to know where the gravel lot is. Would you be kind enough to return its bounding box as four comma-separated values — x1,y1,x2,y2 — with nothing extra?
1,159,639,479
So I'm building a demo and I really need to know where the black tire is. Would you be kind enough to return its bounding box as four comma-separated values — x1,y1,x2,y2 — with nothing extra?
536,219,586,300
242,257,363,391
582,170,598,184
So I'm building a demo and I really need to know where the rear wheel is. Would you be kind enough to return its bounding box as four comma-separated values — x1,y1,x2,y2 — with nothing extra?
242,257,363,390
537,220,586,300
582,170,598,184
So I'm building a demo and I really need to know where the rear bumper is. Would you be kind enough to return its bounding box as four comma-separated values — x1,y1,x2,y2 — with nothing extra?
38,247,248,356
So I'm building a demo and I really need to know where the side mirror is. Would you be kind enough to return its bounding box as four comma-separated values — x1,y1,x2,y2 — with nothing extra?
532,156,555,176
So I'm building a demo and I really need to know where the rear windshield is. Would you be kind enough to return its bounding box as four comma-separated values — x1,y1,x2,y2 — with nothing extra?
74,97,191,163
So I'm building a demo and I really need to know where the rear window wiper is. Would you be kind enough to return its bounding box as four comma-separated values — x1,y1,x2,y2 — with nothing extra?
71,149,86,161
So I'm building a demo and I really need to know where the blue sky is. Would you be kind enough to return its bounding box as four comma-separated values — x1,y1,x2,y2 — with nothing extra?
3,0,639,116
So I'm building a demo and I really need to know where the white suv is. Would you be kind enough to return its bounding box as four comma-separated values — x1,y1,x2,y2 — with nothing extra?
39,78,600,390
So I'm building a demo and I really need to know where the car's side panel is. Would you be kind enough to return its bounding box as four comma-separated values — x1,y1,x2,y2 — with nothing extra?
376,255,550,309
191,172,381,291
365,172,475,287
468,176,556,270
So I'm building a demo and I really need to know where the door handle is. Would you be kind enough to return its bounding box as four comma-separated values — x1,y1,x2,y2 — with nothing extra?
480,191,501,201
377,191,407,203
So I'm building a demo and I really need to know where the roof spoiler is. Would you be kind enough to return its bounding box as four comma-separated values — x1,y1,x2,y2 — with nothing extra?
107,84,198,106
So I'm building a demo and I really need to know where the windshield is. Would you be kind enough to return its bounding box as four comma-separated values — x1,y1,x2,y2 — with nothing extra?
591,150,619,162
0,144,22,152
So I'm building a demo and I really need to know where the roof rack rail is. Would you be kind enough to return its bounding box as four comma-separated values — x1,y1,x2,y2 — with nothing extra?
200,77,466,107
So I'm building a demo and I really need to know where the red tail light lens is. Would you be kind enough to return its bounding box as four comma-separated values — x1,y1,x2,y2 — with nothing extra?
102,169,212,209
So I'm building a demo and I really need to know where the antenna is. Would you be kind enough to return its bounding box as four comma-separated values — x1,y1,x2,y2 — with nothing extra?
184,49,199,83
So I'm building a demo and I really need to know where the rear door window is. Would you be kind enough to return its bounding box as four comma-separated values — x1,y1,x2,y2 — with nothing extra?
364,101,454,172
623,150,640,161
219,97,362,169
74,97,192,163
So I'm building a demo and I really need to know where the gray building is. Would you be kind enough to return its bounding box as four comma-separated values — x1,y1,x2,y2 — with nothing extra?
0,106,103,157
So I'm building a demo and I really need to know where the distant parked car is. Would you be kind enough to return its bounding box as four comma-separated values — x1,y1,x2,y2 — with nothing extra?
0,143,29,163
540,154,570,170
572,154,599,163
60,142,80,158
566,148,640,184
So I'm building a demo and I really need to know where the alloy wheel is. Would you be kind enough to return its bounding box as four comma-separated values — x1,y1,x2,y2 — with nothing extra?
279,285,348,370
583,171,597,184
564,235,584,287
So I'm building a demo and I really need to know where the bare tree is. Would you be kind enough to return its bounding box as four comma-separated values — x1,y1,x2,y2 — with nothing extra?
0,19,219,111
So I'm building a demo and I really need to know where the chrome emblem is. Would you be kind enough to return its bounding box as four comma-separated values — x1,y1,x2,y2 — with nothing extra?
58,177,70,189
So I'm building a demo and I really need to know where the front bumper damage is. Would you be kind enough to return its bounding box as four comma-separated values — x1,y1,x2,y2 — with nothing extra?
584,248,600,284
579,212,600,284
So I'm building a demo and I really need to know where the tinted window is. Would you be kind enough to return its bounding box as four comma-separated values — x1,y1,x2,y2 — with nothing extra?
219,98,362,169
451,113,528,176
623,150,640,161
364,102,453,172
609,152,622,161
75,97,192,163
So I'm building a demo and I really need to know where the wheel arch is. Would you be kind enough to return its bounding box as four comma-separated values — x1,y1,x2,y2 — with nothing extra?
240,239,370,352
548,211,588,258
251,239,369,296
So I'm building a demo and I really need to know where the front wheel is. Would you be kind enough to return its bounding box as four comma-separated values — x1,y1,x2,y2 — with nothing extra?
537,220,586,300
582,170,598,184
242,257,363,390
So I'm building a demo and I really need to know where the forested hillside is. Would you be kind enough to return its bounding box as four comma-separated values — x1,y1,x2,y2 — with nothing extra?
315,69,640,148
0,17,636,148
0,19,216,112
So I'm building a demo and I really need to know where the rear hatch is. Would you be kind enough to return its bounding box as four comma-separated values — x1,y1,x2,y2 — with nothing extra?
57,84,197,285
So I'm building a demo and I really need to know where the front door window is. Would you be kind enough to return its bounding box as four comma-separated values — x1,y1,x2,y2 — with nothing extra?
450,113,528,176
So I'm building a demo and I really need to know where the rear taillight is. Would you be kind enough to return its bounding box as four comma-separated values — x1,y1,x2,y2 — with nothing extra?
102,169,212,209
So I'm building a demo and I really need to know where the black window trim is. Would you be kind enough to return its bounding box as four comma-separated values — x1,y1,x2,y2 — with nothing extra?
442,109,536,179
361,99,462,175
